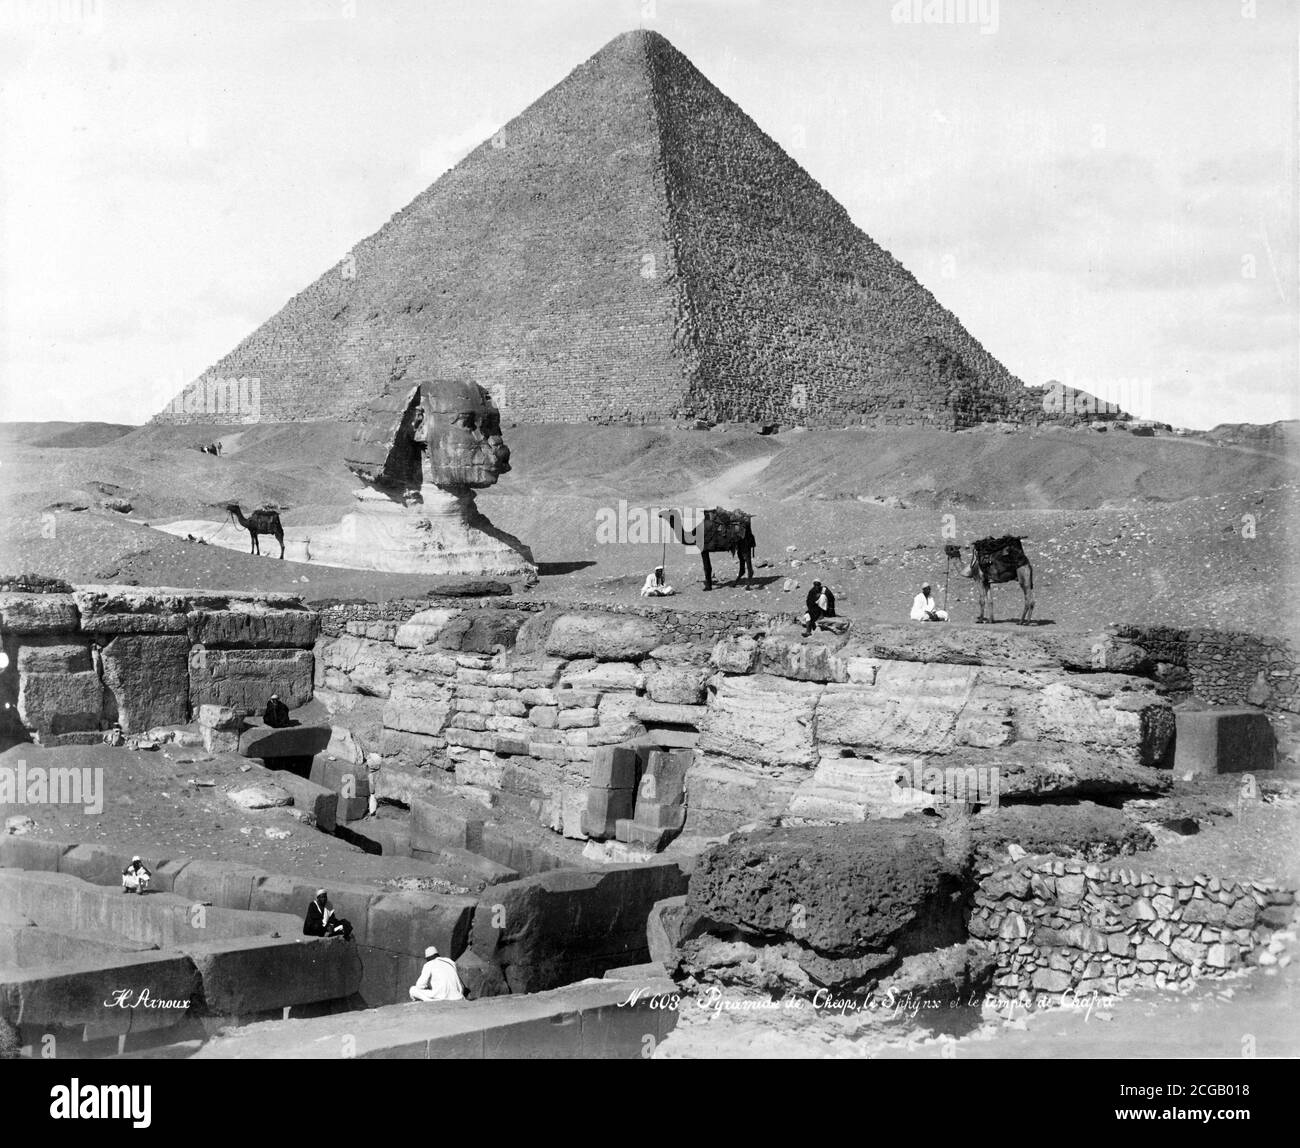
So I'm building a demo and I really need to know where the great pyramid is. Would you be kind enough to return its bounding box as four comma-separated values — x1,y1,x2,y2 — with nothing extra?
155,29,1035,429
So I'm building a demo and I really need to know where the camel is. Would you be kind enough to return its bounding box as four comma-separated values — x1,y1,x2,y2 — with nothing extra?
956,535,1035,624
660,507,753,590
226,503,285,559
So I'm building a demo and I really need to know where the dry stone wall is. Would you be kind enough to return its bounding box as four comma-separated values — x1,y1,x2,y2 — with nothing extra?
1119,624,1298,713
0,588,319,742
971,856,1295,998
1120,623,1298,760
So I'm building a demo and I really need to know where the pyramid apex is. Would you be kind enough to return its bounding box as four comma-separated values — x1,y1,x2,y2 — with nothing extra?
601,27,672,52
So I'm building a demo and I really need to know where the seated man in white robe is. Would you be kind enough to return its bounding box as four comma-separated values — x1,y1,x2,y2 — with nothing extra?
639,566,675,597
408,945,465,1002
121,856,151,895
910,582,948,622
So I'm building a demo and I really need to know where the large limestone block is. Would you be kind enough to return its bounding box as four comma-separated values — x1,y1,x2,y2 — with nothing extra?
178,936,361,1014
561,662,643,692
190,606,320,648
17,639,91,674
710,635,760,674
0,951,200,1036
74,587,196,634
409,795,485,853
17,670,104,737
546,613,662,661
394,609,461,649
188,647,313,714
646,665,709,704
1174,707,1276,776
839,624,1146,674
310,755,370,822
697,675,821,768
469,859,690,993
378,728,445,766
101,634,191,733
1025,677,1174,763
318,634,402,697
365,891,478,960
683,756,803,833
633,700,707,727
436,611,528,653
758,637,849,683
787,755,935,822
383,677,454,736
816,663,980,754
646,895,689,968
239,723,332,759
0,593,79,634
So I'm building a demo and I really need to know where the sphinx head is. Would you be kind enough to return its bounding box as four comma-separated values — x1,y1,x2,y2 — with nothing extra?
413,379,511,490
346,378,511,496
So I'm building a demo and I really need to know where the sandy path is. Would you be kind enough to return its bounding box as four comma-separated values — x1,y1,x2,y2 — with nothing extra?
677,453,775,507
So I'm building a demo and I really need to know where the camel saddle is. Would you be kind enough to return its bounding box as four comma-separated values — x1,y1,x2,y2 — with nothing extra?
970,535,1029,583
700,508,752,554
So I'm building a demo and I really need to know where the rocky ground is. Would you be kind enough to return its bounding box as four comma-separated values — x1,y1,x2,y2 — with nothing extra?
0,730,508,895
655,954,1300,1059
2,416,1297,1059
0,420,1295,636
653,786,1300,1059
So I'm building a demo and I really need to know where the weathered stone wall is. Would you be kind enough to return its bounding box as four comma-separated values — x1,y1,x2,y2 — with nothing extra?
970,857,1295,998
1119,624,1298,714
0,587,319,742
315,596,769,644
318,607,1179,844
691,623,1176,833
1120,623,1298,760
316,606,705,844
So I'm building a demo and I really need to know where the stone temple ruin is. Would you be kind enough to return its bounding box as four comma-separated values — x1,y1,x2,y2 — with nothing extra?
2,26,1292,1061
154,29,1050,431
1,578,1294,1057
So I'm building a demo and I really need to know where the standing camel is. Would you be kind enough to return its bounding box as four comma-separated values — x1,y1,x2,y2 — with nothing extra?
659,507,753,591
957,535,1035,624
226,503,285,559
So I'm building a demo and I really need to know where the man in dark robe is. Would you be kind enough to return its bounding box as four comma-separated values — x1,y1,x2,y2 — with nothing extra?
734,523,756,586
303,890,353,940
263,694,291,728
803,581,836,635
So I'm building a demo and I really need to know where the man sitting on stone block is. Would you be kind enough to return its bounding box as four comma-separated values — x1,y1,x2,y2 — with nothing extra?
409,945,465,1002
121,856,151,895
303,890,353,940
802,580,836,636
263,693,291,728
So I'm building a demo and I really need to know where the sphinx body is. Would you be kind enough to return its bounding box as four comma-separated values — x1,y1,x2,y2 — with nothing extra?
308,379,536,579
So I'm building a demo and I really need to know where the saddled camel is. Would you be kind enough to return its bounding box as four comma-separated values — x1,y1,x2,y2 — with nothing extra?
957,535,1035,624
659,507,754,590
226,503,285,559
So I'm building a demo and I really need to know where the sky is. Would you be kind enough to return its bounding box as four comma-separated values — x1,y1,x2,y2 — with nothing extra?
0,0,1296,430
